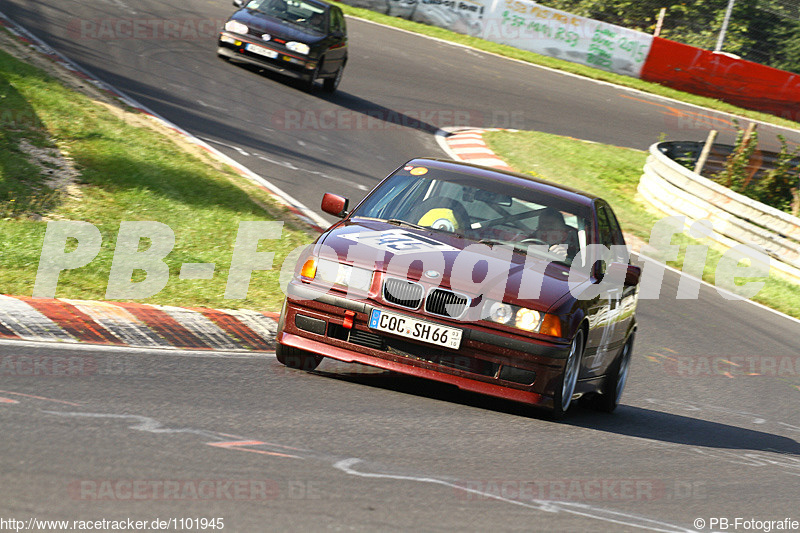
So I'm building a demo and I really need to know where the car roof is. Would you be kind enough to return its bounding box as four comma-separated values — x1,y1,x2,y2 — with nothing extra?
407,158,601,208
299,0,333,9
258,0,332,9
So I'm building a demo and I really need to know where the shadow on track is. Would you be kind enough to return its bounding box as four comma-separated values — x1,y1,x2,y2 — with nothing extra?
289,361,800,457
230,60,459,134
566,405,800,455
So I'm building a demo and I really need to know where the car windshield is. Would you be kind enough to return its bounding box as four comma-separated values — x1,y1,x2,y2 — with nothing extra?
244,0,326,33
351,163,593,267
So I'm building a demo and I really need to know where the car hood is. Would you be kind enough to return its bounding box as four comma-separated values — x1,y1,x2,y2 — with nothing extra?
231,9,324,43
316,218,587,312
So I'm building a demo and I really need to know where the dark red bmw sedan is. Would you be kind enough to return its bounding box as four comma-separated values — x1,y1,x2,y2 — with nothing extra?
276,159,641,417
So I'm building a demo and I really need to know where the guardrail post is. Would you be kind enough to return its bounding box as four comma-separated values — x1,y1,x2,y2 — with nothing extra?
693,130,718,175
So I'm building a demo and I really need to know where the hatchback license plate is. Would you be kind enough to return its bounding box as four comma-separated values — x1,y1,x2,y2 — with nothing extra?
246,43,278,58
369,309,462,349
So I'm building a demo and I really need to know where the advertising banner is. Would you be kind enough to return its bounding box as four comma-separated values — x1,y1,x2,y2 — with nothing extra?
339,0,653,77
480,0,652,77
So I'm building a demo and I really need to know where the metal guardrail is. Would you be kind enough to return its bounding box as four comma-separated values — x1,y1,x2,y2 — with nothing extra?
638,141,800,284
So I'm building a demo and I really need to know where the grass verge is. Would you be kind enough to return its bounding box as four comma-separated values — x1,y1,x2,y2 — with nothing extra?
2,21,797,319
483,130,800,320
334,1,800,132
0,45,314,311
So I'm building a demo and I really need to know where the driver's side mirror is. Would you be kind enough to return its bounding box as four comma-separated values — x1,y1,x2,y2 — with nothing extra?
606,262,642,287
321,193,349,218
233,0,245,7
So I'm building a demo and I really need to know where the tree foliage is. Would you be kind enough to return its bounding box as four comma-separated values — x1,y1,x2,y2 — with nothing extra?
710,123,800,215
749,135,800,213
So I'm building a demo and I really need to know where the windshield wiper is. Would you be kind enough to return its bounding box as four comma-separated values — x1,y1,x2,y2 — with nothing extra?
479,239,540,255
479,238,525,250
386,218,424,230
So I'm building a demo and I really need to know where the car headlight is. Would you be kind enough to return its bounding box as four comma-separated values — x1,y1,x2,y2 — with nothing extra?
286,41,310,55
484,300,558,334
224,20,249,35
488,302,513,324
515,308,541,331
301,258,373,292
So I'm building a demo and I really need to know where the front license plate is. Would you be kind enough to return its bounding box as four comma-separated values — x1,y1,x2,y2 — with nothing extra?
369,309,462,349
245,43,278,58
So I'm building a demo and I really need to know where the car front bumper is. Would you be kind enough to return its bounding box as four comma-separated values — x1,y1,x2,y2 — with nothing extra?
277,282,573,408
217,32,317,80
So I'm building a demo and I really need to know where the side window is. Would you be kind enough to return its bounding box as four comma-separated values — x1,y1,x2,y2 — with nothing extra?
605,206,625,246
331,8,344,33
597,205,627,264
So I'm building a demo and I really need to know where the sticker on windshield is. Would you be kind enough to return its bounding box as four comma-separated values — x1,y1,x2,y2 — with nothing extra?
409,167,428,176
341,229,458,254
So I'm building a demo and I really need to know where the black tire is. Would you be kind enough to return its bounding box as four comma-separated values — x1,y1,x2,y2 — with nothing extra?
590,333,634,413
276,343,323,371
323,65,343,93
551,329,584,419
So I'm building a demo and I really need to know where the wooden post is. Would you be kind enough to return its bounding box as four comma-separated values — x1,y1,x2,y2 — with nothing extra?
654,8,667,37
741,122,757,148
723,122,757,187
738,122,758,187
694,130,718,175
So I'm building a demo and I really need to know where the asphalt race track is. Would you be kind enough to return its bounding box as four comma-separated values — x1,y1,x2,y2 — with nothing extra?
1,1,799,531
4,0,800,224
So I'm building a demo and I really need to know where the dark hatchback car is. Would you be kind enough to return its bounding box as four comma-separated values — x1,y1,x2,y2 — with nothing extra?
276,159,642,417
217,0,347,92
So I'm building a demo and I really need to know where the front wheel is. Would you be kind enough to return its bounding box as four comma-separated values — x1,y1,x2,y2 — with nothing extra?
551,329,584,419
276,343,323,371
590,334,634,413
323,65,344,93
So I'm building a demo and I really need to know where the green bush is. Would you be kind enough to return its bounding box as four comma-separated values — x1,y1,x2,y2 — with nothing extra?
714,121,759,191
713,125,799,215
749,135,800,213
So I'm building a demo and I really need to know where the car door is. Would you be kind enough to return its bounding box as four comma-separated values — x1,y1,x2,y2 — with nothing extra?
581,202,629,376
602,202,637,347
592,203,631,371
321,6,347,75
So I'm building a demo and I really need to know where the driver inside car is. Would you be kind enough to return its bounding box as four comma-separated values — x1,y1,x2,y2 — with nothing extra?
529,207,579,261
308,12,325,31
